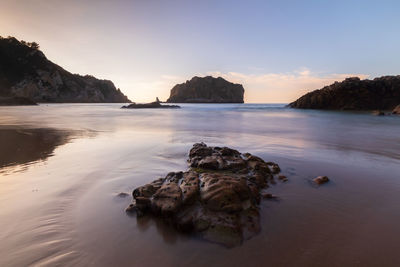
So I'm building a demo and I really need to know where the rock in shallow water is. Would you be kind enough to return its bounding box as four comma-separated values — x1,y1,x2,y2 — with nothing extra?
126,143,283,247
121,101,180,109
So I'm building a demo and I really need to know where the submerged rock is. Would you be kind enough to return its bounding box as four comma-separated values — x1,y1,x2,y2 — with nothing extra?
313,176,330,185
126,143,283,247
116,192,130,198
121,101,180,109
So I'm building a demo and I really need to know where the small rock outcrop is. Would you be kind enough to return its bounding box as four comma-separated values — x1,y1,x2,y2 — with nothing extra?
167,76,244,103
121,101,180,109
393,105,400,114
0,96,37,106
126,143,285,247
289,76,400,110
0,36,131,103
313,176,329,185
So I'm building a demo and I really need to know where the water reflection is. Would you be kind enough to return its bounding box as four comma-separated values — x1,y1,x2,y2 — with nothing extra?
0,127,74,170
135,214,191,245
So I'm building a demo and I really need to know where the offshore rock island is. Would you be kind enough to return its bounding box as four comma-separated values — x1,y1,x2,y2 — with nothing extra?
289,76,400,110
126,143,284,247
0,36,130,103
121,100,180,109
167,76,244,103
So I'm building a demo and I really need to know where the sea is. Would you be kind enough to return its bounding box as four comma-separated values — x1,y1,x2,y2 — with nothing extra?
0,103,399,266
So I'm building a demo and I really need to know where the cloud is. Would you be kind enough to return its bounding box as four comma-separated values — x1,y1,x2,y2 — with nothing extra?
122,69,369,103
206,69,369,103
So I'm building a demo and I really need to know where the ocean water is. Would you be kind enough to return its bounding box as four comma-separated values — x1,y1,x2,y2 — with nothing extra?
0,103,399,266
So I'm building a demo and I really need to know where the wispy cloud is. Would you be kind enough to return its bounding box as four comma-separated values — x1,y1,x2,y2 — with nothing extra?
122,69,369,103
206,69,369,103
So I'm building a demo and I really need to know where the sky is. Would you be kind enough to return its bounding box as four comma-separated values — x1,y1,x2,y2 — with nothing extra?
1,0,399,103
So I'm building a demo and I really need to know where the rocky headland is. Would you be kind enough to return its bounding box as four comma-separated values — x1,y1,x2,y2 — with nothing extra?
167,76,244,103
126,143,285,247
289,76,400,110
0,36,130,103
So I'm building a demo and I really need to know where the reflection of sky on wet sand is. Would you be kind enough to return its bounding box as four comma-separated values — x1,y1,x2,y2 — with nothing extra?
0,127,72,170
0,103,400,266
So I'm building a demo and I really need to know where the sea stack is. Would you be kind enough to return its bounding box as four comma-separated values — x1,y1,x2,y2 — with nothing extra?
167,76,244,103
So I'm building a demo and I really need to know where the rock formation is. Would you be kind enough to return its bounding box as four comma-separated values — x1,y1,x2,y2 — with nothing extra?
289,76,400,110
0,96,37,106
167,76,244,103
126,143,285,247
0,36,131,103
121,101,180,109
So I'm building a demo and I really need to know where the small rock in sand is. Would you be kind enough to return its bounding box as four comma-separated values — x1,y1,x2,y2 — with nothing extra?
313,176,329,185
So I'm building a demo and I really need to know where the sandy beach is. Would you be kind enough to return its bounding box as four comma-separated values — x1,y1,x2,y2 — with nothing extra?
0,103,399,266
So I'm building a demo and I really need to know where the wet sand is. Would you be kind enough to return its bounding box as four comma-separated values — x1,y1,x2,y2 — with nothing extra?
0,127,73,169
0,104,399,266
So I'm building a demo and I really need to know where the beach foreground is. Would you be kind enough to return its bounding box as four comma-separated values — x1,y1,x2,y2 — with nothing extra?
0,103,399,266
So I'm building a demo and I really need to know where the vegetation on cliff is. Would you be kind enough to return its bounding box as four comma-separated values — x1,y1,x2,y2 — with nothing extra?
0,36,130,103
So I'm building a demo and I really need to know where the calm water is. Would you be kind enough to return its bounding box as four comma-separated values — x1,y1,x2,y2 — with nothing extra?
0,103,399,267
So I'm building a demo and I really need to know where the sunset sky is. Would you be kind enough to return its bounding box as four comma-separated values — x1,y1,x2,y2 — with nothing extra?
1,0,399,103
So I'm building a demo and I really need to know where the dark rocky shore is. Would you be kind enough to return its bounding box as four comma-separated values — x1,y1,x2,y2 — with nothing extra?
126,143,284,247
289,76,400,110
167,76,244,103
0,96,37,106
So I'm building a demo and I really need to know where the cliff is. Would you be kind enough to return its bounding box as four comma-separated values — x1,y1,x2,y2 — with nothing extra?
167,76,244,103
289,76,400,110
0,36,130,103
